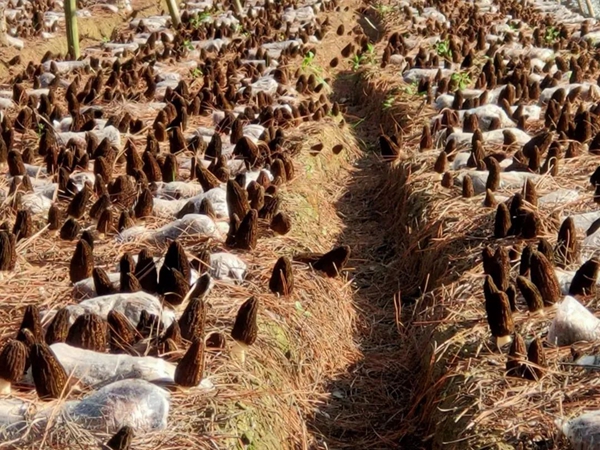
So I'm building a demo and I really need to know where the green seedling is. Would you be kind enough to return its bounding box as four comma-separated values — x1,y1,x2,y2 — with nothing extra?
451,71,471,90
545,26,560,44
434,39,452,59
182,39,194,51
190,67,203,78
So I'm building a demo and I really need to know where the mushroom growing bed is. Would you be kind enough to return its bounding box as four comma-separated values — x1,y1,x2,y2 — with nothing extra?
0,0,363,447
355,0,600,446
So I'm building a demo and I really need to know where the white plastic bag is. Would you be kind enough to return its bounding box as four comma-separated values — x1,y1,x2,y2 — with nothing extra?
58,292,175,328
547,296,600,346
36,379,170,432
560,410,600,449
22,343,175,387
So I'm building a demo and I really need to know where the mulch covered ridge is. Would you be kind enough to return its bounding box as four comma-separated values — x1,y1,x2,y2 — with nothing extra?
348,0,600,447
0,0,379,448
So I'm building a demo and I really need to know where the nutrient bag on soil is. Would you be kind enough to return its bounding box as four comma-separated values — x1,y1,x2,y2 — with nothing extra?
559,410,600,449
0,399,28,439
60,292,176,328
23,343,176,387
547,296,600,346
35,379,170,433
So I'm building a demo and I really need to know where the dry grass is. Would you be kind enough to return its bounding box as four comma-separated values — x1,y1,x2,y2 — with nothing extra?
326,0,600,447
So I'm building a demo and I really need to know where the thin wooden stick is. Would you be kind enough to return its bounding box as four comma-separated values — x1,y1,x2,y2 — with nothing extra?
64,0,80,59
165,0,181,27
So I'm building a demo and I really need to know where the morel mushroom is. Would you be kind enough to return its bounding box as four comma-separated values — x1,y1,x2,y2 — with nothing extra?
179,296,207,341
269,256,294,296
0,339,26,394
69,239,93,283
313,245,351,277
174,338,205,387
107,310,140,354
231,297,259,363
483,276,514,346
506,333,526,377
45,308,70,345
569,259,600,297
106,425,134,450
93,267,116,296
30,342,68,400
66,313,107,352
529,250,562,306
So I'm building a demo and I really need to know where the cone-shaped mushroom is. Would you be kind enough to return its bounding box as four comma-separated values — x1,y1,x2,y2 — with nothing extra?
556,217,579,268
524,337,546,380
269,256,294,296
107,310,140,354
231,297,258,346
134,187,153,218
174,338,205,387
45,308,70,345
234,209,258,250
506,333,526,377
516,276,544,312
494,203,511,238
178,296,206,341
69,239,93,283
206,332,226,350
160,268,189,306
93,267,116,296
17,305,43,342
163,240,191,283
313,245,351,277
0,340,26,394
569,259,600,296
135,249,158,293
106,425,134,450
30,342,67,400
226,179,249,222
66,313,107,352
530,250,561,306
120,272,142,293
483,276,514,346
0,231,16,271
270,212,292,235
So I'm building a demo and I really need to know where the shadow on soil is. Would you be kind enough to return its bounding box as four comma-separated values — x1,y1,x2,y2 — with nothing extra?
305,63,428,449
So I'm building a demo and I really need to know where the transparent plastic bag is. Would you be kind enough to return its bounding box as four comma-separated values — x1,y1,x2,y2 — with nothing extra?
57,292,176,328
0,399,28,439
547,296,600,346
560,411,600,450
36,379,170,432
23,343,176,388
210,252,247,282
149,214,220,243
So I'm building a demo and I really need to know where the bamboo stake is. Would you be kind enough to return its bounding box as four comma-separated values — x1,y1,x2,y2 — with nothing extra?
64,0,80,59
165,0,181,28
585,0,596,17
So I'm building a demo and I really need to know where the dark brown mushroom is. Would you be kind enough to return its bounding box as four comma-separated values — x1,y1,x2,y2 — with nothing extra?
174,338,205,387
269,256,294,296
66,313,107,352
30,342,68,400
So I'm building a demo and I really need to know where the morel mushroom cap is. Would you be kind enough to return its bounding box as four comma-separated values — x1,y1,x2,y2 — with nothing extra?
179,296,207,341
66,313,108,352
0,339,27,393
231,297,259,346
30,342,68,400
269,256,294,296
312,245,351,277
174,338,205,387
106,425,134,450
45,308,70,345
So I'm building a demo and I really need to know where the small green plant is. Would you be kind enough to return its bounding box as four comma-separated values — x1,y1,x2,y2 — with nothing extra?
434,40,452,59
37,123,45,137
451,71,471,90
190,67,203,78
545,26,560,44
350,44,376,71
302,51,316,70
190,10,212,28
182,39,194,51
373,1,391,16
402,80,419,95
